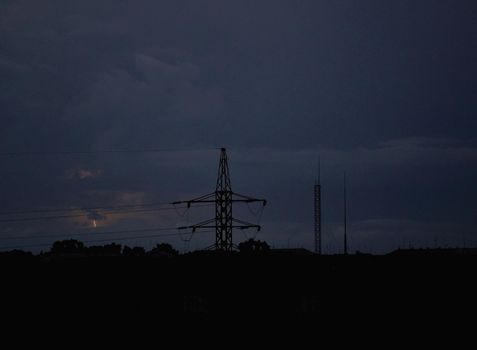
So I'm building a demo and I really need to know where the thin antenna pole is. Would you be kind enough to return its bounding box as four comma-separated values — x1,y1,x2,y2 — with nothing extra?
314,156,322,254
318,156,321,186
344,171,348,255
318,157,321,255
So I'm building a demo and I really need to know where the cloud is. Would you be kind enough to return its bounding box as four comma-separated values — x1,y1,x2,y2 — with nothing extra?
0,0,475,253
0,56,28,72
62,52,224,150
66,190,181,229
66,168,103,180
230,137,477,172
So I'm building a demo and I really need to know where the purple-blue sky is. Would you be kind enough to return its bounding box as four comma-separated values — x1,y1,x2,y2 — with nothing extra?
0,0,476,253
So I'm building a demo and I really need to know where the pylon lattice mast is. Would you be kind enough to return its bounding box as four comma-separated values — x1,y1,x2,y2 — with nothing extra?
172,148,266,251
344,171,348,255
314,183,322,255
314,157,322,254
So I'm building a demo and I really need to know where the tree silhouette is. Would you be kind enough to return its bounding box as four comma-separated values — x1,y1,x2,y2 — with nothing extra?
238,239,270,253
148,243,179,257
123,246,146,257
51,239,85,255
102,243,122,256
87,243,122,256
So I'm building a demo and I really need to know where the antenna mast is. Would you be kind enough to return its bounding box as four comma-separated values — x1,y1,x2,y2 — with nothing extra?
314,158,322,254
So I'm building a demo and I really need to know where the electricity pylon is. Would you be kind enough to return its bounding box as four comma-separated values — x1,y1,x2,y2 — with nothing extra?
172,148,267,251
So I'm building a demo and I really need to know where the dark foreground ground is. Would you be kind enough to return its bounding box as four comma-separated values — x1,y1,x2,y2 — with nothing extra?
2,249,477,320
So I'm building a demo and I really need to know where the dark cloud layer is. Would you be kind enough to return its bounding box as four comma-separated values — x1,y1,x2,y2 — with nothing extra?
0,1,476,253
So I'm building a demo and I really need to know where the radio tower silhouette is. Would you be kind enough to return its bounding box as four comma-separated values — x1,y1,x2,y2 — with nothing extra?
343,171,348,255
172,148,267,251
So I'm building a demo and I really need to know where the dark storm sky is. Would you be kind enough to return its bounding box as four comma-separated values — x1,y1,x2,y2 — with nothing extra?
0,0,476,253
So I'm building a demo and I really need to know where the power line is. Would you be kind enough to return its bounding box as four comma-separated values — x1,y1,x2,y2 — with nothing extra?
0,207,176,223
0,203,214,224
0,147,220,157
0,201,168,216
0,226,180,241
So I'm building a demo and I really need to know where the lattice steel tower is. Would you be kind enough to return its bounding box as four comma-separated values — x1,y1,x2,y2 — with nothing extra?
173,148,266,251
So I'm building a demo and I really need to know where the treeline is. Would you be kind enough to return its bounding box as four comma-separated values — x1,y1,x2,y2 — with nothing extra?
0,238,271,258
50,239,180,257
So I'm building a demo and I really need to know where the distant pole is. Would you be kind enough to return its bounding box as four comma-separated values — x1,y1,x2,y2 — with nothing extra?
314,157,322,255
344,171,348,255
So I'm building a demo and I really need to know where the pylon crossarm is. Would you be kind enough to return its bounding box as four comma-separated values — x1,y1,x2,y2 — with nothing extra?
177,218,215,231
232,225,260,230
231,218,261,231
232,192,267,205
171,192,216,207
